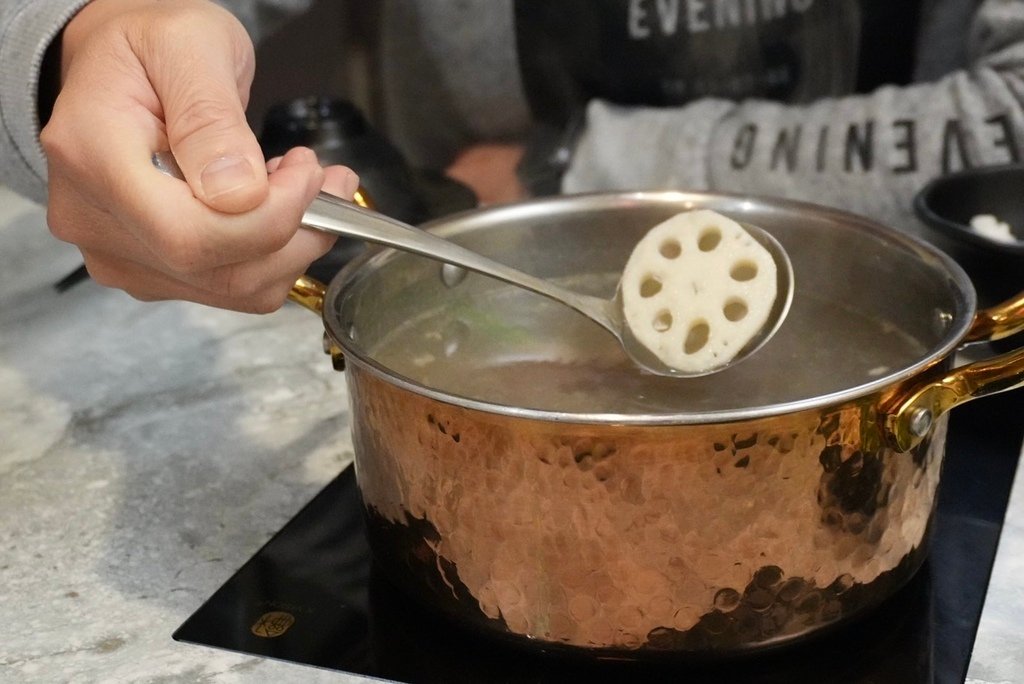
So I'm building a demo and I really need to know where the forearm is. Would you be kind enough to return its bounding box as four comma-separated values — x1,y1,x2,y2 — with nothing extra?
564,1,1024,235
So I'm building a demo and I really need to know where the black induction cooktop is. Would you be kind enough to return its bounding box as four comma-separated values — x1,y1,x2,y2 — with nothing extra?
173,389,1023,684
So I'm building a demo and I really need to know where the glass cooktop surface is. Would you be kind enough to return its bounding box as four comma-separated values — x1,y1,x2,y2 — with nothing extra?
174,392,1023,684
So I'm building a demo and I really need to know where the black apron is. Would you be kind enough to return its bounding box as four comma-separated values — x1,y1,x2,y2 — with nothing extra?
514,0,923,128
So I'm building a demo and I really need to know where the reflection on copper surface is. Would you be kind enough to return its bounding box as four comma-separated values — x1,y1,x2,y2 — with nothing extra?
348,364,944,654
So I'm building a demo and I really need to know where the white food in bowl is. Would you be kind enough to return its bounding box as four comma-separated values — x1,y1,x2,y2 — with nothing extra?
968,214,1017,244
620,209,778,373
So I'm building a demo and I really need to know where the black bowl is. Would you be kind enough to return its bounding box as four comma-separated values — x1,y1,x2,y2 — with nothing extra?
914,164,1024,307
914,163,1024,257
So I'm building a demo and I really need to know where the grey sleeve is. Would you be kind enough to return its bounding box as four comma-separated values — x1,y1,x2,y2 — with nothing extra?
0,0,91,205
0,0,313,206
563,0,1024,236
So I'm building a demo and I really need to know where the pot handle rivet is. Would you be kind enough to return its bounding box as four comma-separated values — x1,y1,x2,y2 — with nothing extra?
908,408,933,437
882,342,1024,452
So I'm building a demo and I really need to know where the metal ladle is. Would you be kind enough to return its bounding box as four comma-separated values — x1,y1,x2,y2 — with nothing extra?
154,151,793,377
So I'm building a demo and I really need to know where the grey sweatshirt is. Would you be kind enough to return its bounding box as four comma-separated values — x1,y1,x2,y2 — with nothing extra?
1,0,1020,238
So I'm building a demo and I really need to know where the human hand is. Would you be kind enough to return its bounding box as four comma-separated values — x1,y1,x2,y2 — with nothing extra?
445,143,526,206
41,0,357,312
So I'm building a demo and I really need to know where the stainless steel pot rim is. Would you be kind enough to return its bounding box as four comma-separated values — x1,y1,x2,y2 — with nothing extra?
323,191,978,425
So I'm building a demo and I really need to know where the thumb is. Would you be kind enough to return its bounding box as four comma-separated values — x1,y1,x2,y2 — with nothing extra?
148,18,267,213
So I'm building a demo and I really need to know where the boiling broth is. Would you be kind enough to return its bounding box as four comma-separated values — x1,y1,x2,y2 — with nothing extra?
368,273,930,415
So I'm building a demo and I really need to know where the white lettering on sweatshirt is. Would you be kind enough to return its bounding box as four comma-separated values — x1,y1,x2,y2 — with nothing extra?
628,0,816,38
728,113,1020,176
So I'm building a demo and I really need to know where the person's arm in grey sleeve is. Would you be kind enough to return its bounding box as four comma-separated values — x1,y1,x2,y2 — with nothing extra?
0,0,311,205
0,0,92,204
564,0,1024,233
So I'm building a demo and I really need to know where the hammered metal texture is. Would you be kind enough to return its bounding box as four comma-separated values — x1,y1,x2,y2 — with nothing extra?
348,364,946,655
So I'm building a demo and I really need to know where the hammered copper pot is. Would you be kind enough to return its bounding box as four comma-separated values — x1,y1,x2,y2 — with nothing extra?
292,192,1024,657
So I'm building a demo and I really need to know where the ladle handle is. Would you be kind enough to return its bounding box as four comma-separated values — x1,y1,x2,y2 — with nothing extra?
303,192,615,331
151,150,614,332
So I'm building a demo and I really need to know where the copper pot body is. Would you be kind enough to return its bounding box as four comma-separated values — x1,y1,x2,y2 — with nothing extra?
348,364,945,653
313,192,1024,656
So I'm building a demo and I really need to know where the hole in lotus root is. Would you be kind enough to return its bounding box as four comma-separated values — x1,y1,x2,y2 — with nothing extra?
698,227,722,252
653,310,673,332
659,239,682,259
684,320,710,354
724,298,749,322
730,260,758,282
639,276,663,298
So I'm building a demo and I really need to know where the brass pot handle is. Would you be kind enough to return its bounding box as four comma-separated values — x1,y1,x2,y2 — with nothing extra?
288,188,373,372
287,188,373,315
882,291,1024,452
964,291,1024,342
288,273,328,314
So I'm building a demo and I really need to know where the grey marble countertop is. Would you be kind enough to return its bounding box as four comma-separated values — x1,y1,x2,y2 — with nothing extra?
968,451,1024,684
0,188,370,682
0,186,1021,683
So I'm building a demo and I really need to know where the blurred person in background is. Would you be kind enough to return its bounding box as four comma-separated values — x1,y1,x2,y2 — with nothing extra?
0,0,1020,311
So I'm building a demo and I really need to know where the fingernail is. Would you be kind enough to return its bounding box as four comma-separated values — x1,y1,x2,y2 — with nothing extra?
201,156,256,199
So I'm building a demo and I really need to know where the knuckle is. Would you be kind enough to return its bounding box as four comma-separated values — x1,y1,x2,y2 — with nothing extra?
244,292,286,315
81,256,122,290
169,97,247,144
45,208,73,244
128,291,162,303
45,195,87,245
40,123,81,177
39,97,69,143
38,121,62,157
47,221,75,245
216,266,289,314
